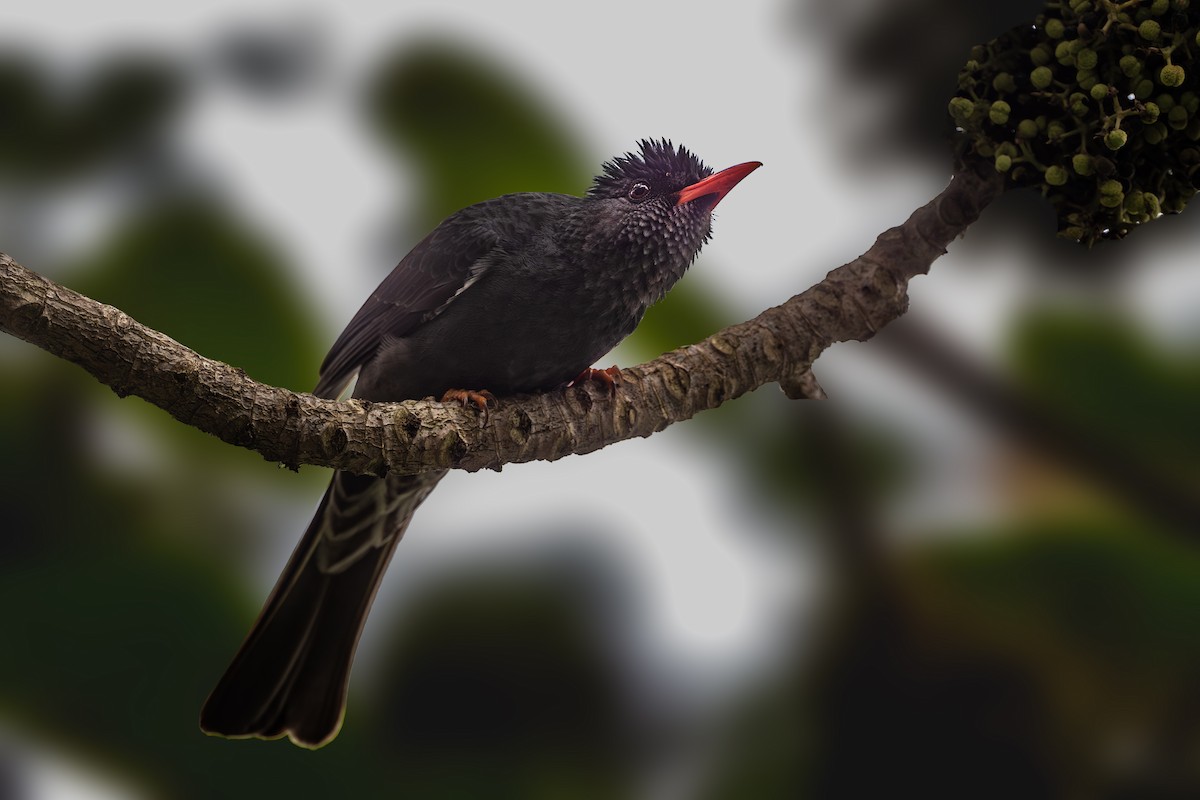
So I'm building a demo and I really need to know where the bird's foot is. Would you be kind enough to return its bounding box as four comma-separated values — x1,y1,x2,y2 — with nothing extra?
569,365,622,397
440,388,497,413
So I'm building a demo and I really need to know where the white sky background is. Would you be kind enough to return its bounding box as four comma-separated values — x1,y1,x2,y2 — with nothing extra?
6,1,1200,797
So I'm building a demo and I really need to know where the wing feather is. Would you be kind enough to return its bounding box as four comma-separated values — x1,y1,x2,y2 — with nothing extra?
313,213,500,399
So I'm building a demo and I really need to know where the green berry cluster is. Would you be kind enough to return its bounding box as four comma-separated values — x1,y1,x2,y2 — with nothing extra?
948,0,1199,243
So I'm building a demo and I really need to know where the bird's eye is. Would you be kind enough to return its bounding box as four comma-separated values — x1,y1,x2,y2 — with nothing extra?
628,182,650,202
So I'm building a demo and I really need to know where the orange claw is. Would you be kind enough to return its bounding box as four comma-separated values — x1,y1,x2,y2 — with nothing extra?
570,365,622,397
440,388,497,412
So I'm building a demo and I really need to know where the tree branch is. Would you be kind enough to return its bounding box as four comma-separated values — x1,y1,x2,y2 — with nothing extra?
0,167,1003,477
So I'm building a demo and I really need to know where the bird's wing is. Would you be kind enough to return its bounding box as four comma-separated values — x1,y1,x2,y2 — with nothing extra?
313,214,500,399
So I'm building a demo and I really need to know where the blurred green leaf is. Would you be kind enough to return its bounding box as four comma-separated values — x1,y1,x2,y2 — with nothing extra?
364,38,589,230
1011,310,1200,481
366,567,633,799
0,538,384,797
624,277,734,360
0,55,54,178
75,53,186,159
77,199,321,392
0,52,184,181
921,516,1200,670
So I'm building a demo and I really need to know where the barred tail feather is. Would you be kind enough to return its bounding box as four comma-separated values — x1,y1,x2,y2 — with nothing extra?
200,469,443,748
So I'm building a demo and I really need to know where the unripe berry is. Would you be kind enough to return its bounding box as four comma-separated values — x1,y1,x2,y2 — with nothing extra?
1120,55,1143,78
1099,186,1125,207
1168,105,1189,130
948,97,975,123
1139,20,1162,41
993,72,1017,93
1045,165,1069,185
1105,129,1128,149
1125,191,1147,215
1031,65,1054,89
1160,64,1185,87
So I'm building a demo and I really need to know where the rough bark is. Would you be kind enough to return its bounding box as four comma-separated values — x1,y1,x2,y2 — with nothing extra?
0,167,1004,477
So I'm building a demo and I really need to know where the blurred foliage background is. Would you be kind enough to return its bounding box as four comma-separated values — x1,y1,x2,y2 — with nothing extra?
1,1,1199,798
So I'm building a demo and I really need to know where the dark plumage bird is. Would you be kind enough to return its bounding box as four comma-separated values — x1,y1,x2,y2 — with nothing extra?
199,139,760,747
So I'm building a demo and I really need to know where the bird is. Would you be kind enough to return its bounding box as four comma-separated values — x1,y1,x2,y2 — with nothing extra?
199,138,760,748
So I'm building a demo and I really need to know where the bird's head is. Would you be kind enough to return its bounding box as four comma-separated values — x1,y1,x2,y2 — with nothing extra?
588,139,760,212
584,139,760,270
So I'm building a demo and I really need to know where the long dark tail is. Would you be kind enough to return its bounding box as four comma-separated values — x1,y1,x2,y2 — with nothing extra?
200,469,444,748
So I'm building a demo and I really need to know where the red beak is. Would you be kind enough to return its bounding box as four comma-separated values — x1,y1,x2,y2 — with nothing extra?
675,160,762,209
